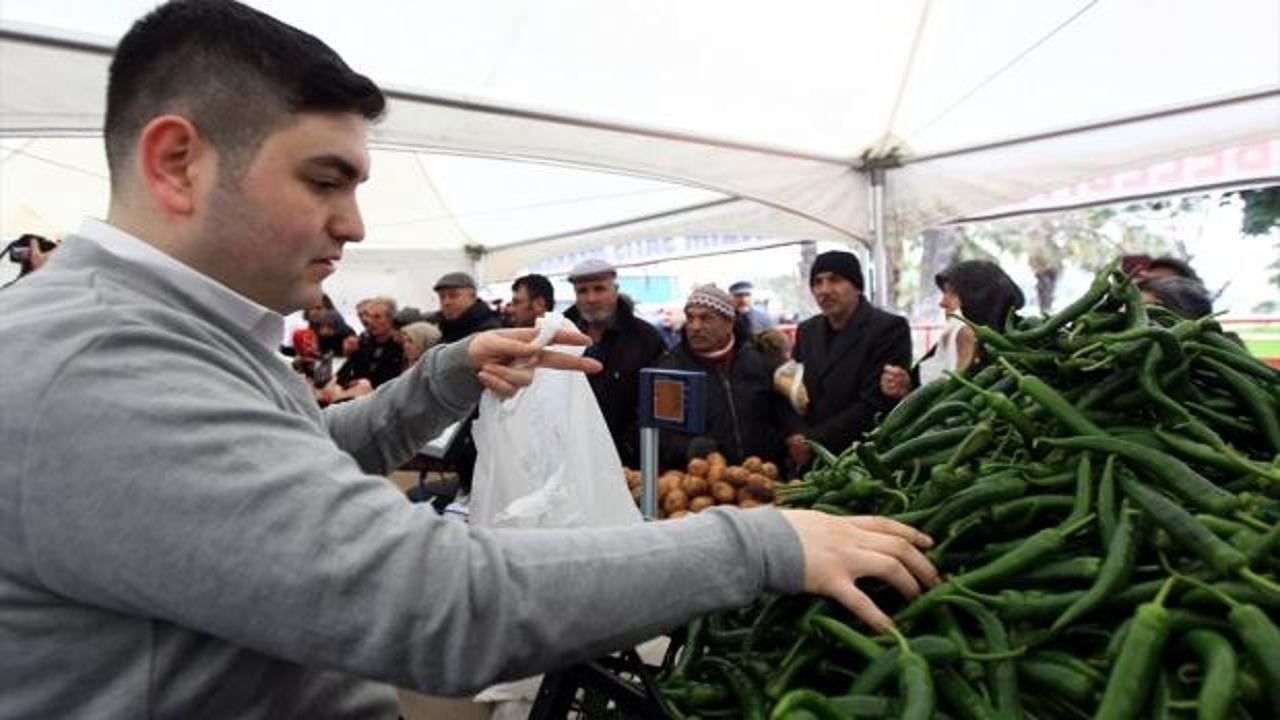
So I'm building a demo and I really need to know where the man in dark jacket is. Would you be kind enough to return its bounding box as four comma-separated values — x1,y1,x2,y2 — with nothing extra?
658,285,801,470
431,271,503,342
788,251,911,466
563,258,666,467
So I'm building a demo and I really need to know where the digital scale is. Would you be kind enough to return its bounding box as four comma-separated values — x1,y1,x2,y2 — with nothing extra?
637,368,707,520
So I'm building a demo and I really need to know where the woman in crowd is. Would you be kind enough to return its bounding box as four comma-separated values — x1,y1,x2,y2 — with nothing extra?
880,259,1025,399
401,321,443,367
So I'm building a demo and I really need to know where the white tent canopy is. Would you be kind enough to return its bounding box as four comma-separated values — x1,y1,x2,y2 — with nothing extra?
2,0,1278,307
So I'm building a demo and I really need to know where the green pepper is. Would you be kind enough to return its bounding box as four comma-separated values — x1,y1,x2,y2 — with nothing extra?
1096,580,1176,720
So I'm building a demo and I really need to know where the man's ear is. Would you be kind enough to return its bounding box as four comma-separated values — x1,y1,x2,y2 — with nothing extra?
135,115,211,215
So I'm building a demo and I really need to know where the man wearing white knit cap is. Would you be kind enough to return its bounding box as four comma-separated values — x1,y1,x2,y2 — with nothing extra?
656,284,801,470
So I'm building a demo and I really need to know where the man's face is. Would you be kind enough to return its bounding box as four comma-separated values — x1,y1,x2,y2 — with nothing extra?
733,292,752,312
437,287,475,321
573,278,619,324
364,304,394,339
195,112,370,313
811,271,860,321
508,285,544,328
684,305,733,354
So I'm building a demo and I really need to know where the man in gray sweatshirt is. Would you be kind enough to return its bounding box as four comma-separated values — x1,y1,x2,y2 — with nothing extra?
0,2,938,717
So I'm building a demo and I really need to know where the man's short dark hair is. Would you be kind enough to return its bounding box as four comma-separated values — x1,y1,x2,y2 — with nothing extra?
1147,256,1201,282
105,0,386,186
1139,276,1213,319
513,274,555,309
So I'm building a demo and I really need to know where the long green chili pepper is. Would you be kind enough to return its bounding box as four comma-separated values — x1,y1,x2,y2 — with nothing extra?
885,626,935,720
879,425,975,469
1228,603,1280,714
935,596,1021,718
700,657,766,720
1068,451,1093,523
872,377,954,443
1119,473,1248,577
1051,504,1141,633
768,688,847,720
1000,358,1108,437
921,473,1026,537
669,616,706,683
1198,354,1280,453
1190,337,1280,384
897,513,1094,624
1155,426,1280,485
1096,579,1177,720
764,644,824,700
1182,628,1239,720
1007,260,1116,343
1040,435,1240,514
1017,657,1099,707
806,615,884,664
935,667,1001,720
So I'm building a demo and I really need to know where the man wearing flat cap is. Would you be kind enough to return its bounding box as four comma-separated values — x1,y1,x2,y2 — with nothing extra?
658,285,800,469
787,250,911,466
431,271,502,343
729,280,775,336
564,257,666,466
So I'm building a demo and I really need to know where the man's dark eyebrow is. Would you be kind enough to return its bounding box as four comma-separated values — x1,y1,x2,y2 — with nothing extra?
306,155,368,183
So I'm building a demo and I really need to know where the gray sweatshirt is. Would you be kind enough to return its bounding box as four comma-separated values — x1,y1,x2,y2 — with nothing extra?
0,236,804,718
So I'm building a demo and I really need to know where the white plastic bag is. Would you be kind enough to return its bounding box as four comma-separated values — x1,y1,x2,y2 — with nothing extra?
469,316,643,530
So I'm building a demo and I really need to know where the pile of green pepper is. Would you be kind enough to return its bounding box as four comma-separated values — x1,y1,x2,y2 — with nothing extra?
658,263,1280,719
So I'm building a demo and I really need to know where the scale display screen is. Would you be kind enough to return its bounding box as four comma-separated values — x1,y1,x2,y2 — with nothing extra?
639,368,706,433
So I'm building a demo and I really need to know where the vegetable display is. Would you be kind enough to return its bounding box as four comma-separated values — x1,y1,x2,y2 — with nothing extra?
658,264,1280,719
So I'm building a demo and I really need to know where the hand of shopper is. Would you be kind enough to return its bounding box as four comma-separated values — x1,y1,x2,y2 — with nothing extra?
785,433,811,466
879,364,911,399
779,510,938,632
468,327,603,397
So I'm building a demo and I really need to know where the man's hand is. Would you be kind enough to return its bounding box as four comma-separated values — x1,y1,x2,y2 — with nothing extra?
879,364,911,399
467,327,603,397
779,510,939,631
785,433,811,466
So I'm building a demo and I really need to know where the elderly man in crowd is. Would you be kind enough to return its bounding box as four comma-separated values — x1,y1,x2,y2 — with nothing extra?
658,284,800,469
432,271,503,342
563,258,666,466
729,280,775,336
337,296,404,388
787,251,912,466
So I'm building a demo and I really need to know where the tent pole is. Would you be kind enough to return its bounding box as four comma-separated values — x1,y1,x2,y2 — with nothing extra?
869,167,889,306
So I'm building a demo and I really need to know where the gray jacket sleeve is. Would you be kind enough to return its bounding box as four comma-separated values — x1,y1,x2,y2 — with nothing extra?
21,323,805,695
321,339,482,474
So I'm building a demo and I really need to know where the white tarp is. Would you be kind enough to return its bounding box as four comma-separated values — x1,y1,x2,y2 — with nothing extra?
1,0,1278,294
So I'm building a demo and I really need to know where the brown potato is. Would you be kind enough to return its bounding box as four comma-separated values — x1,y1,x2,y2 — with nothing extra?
724,466,749,488
630,484,643,501
663,489,689,514
687,458,710,477
745,472,771,488
658,472,683,496
740,483,775,503
667,510,691,520
707,452,728,467
681,474,710,498
710,481,737,504
742,456,763,473
706,463,726,485
689,495,716,512
760,462,779,481
739,498,761,509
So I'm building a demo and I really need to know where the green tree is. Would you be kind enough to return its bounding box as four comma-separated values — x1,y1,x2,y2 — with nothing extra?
1235,186,1280,292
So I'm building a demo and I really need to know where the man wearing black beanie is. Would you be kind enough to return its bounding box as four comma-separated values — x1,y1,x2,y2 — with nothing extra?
785,250,912,467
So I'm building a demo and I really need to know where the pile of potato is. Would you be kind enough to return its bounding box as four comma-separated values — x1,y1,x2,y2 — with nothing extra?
623,453,778,518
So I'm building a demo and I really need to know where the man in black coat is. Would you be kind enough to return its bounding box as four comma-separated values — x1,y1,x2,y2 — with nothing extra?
430,271,503,342
563,258,666,467
787,251,911,466
658,285,801,470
